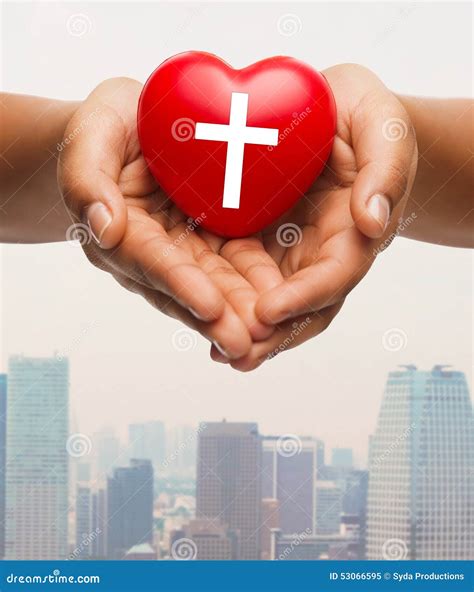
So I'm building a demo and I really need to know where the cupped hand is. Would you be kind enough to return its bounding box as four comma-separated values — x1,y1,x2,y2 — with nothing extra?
214,64,418,371
58,78,283,359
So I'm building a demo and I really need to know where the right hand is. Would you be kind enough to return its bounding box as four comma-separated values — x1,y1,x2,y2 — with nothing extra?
58,77,282,359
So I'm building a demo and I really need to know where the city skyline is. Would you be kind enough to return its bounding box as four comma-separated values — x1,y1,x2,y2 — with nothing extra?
1,0,472,471
0,356,471,561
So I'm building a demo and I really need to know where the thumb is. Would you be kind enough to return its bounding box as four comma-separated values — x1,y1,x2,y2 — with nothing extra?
350,93,417,239
58,105,128,249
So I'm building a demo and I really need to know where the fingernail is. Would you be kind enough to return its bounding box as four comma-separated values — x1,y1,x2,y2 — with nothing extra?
213,340,230,358
273,310,293,324
213,352,230,364
86,202,112,246
189,307,207,321
367,194,391,234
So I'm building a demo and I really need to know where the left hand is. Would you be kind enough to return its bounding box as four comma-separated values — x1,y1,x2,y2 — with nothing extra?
212,63,418,371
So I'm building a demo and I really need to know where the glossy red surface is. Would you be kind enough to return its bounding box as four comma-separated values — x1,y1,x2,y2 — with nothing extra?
137,51,336,238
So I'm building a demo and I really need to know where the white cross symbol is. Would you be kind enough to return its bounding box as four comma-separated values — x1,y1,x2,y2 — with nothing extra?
195,92,279,209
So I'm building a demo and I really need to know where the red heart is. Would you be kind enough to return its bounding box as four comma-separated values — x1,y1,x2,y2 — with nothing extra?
137,51,336,238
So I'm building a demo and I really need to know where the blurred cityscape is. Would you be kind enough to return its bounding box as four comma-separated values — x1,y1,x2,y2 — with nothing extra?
0,358,472,561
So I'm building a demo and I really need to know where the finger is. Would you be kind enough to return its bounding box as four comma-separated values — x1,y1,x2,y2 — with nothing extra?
180,230,274,341
350,91,417,238
102,209,225,322
255,228,370,324
58,104,128,249
113,273,186,321
219,238,285,293
220,305,341,372
114,274,252,359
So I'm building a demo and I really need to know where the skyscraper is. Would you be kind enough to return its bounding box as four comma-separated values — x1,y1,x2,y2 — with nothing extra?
172,519,237,560
90,488,107,559
107,459,154,559
315,480,343,535
75,486,93,559
196,421,262,560
73,486,106,560
262,436,323,536
260,498,280,560
367,365,474,560
5,356,69,559
128,421,166,471
0,374,7,559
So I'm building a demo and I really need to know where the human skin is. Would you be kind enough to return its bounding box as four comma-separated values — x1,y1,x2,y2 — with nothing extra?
0,65,472,370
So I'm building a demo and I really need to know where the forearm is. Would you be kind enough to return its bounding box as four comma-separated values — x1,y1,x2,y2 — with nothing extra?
398,95,473,247
0,93,79,243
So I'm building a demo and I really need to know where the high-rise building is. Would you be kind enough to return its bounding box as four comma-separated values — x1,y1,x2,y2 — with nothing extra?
129,421,166,472
367,365,474,560
262,436,323,536
5,356,69,559
340,470,368,516
331,448,353,468
172,519,236,560
75,486,93,559
73,486,106,560
260,498,279,560
272,529,356,560
196,421,262,560
0,374,7,559
107,459,154,559
342,469,368,559
315,480,343,535
90,488,107,559
316,462,368,558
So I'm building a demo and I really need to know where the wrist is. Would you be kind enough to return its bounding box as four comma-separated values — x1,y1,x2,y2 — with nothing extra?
0,95,81,243
50,100,83,155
